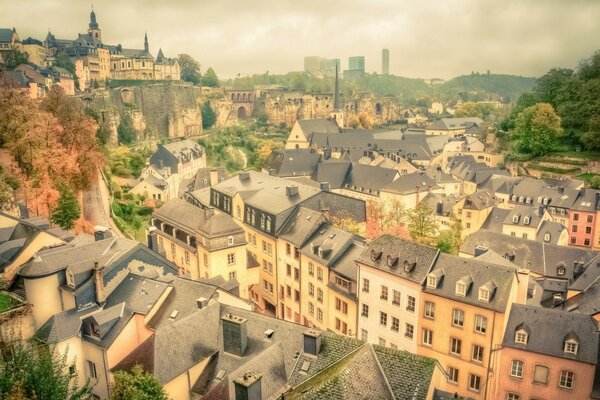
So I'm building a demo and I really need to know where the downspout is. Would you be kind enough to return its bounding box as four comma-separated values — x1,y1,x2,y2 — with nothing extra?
484,311,498,400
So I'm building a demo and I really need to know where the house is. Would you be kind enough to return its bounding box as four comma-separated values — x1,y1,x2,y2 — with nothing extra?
284,118,341,150
453,190,502,238
426,117,484,137
489,304,599,400
379,171,443,209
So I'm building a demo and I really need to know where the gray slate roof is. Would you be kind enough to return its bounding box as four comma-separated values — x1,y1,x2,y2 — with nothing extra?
263,149,321,177
381,171,440,195
503,304,599,364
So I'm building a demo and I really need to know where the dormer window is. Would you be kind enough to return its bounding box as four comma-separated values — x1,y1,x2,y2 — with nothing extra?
66,268,75,288
90,322,100,338
564,339,579,355
318,247,323,257
456,282,466,297
427,275,437,289
537,196,542,204
227,236,234,246
557,265,566,276
515,330,528,344
512,215,520,223
526,197,532,204
519,196,524,203
371,250,382,261
387,255,398,268
511,195,516,201
523,216,530,225
479,288,489,302
544,233,551,242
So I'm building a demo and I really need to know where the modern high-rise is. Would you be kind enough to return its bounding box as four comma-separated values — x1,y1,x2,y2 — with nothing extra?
344,56,365,80
304,56,325,76
382,48,389,75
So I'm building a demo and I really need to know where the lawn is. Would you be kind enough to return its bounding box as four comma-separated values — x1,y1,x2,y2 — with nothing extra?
550,151,600,161
0,292,17,313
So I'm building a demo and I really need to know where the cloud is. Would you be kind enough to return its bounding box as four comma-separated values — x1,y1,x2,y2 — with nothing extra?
2,0,600,79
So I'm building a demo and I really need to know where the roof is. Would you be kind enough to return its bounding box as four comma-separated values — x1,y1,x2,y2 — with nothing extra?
314,159,351,189
0,28,16,42
191,167,229,191
428,117,483,130
380,171,440,195
278,207,327,248
357,235,439,284
420,193,462,217
296,118,340,141
503,304,599,364
37,305,99,343
300,222,360,268
344,163,398,193
424,253,518,312
263,149,320,178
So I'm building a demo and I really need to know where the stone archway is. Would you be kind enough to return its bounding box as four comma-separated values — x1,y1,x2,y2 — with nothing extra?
237,106,247,119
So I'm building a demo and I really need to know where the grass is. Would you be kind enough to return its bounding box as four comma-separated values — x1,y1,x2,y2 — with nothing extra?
550,151,600,161
527,163,581,174
0,292,17,313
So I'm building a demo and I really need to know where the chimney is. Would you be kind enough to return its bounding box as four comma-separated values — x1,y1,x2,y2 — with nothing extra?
286,186,299,197
196,297,209,309
474,245,488,257
436,201,443,215
209,169,219,186
239,171,250,181
303,329,322,356
268,168,277,176
320,182,331,192
222,313,248,356
415,185,420,204
93,261,106,303
204,207,215,219
558,186,564,194
323,148,332,160
94,225,112,241
234,372,262,400
147,226,158,251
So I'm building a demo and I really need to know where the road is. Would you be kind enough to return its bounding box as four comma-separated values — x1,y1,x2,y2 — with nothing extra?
82,173,125,238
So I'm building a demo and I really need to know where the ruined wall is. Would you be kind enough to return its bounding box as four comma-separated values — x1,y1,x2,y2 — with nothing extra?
83,81,202,145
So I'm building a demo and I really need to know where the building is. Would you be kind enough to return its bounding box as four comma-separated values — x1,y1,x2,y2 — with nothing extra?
344,55,365,79
284,118,341,150
426,117,484,137
21,37,47,66
356,235,440,353
453,190,502,237
490,304,599,400
150,199,257,299
303,55,325,76
382,48,389,75
417,253,525,399
0,27,22,63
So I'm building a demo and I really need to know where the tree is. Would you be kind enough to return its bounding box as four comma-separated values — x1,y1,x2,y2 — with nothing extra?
51,185,80,230
454,102,499,121
54,53,80,90
436,214,462,254
581,115,600,151
201,101,216,129
590,176,600,189
511,103,563,156
365,200,385,240
178,54,201,84
118,113,137,144
407,203,438,245
201,67,220,87
0,50,29,70
0,340,92,400
110,364,168,400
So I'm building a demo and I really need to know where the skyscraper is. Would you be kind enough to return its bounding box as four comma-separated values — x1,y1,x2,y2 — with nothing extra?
382,48,389,75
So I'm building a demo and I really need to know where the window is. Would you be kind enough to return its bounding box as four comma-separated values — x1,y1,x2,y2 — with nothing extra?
335,318,347,334
468,374,481,392
90,322,100,337
515,330,528,344
424,301,435,319
479,288,489,302
286,264,292,277
406,296,416,312
452,309,464,327
66,269,75,287
588,215,594,223
262,240,267,252
586,226,593,234
585,238,591,246
361,329,368,341
380,285,389,300
228,236,234,246
317,267,323,281
294,290,300,302
362,278,370,292
405,323,414,339
475,315,487,334
286,243,291,255
506,394,520,400
456,282,466,296
573,225,578,233
317,308,323,322
427,275,437,288
334,275,350,289
378,337,386,346
229,271,236,280
227,253,235,265
392,290,401,306
286,285,291,298
565,340,579,355
317,288,323,303
308,262,314,276
422,329,432,346
472,345,484,362
308,283,314,296
559,370,574,389
361,303,369,318
86,360,97,380
185,251,190,265
379,311,388,326
533,365,549,384
573,213,579,221
391,317,400,332
448,367,459,383
450,338,462,355
510,360,524,378
335,298,348,314
308,302,314,315
170,243,176,255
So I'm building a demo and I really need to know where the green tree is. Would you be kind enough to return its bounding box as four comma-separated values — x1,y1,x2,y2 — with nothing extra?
51,185,80,230
201,101,216,129
590,176,600,189
117,114,137,144
436,214,462,254
511,103,563,156
407,203,438,246
0,50,29,70
581,115,600,151
0,340,91,400
201,67,220,87
54,53,80,90
178,54,201,84
110,364,168,400
533,68,574,108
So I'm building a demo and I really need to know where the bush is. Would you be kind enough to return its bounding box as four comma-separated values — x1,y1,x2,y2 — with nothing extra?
136,206,153,216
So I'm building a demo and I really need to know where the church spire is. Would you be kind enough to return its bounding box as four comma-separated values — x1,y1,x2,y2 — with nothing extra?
144,31,149,52
333,62,341,111
89,5,98,29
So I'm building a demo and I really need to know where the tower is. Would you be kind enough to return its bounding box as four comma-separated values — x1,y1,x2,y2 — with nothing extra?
330,64,344,128
88,6,101,41
382,48,389,75
144,31,149,53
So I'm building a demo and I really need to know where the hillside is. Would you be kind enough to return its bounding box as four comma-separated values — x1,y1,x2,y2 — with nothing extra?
437,73,537,103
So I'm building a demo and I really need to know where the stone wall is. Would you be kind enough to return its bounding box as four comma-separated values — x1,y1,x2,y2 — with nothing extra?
83,81,202,145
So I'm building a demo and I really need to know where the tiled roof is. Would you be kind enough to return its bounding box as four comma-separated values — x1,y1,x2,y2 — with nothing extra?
380,171,440,195
263,149,321,178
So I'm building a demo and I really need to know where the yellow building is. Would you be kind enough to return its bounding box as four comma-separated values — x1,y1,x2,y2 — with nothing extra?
453,190,502,238
284,118,340,150
417,254,525,399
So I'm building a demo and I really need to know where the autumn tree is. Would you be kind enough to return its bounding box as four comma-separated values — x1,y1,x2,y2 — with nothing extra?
178,54,201,84
365,200,385,240
407,203,438,245
110,364,168,400
255,140,283,167
328,210,363,236
511,103,563,156
201,67,220,87
347,112,374,129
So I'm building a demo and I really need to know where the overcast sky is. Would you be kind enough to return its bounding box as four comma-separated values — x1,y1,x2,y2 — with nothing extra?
2,0,600,79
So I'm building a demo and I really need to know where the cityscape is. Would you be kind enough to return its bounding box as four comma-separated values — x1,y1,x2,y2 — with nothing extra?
1,1,600,400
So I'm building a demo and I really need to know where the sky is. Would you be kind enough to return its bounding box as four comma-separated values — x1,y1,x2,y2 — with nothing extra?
2,0,600,80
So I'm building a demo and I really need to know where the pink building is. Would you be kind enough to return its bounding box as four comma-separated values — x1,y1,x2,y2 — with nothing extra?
491,304,599,400
568,190,598,248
